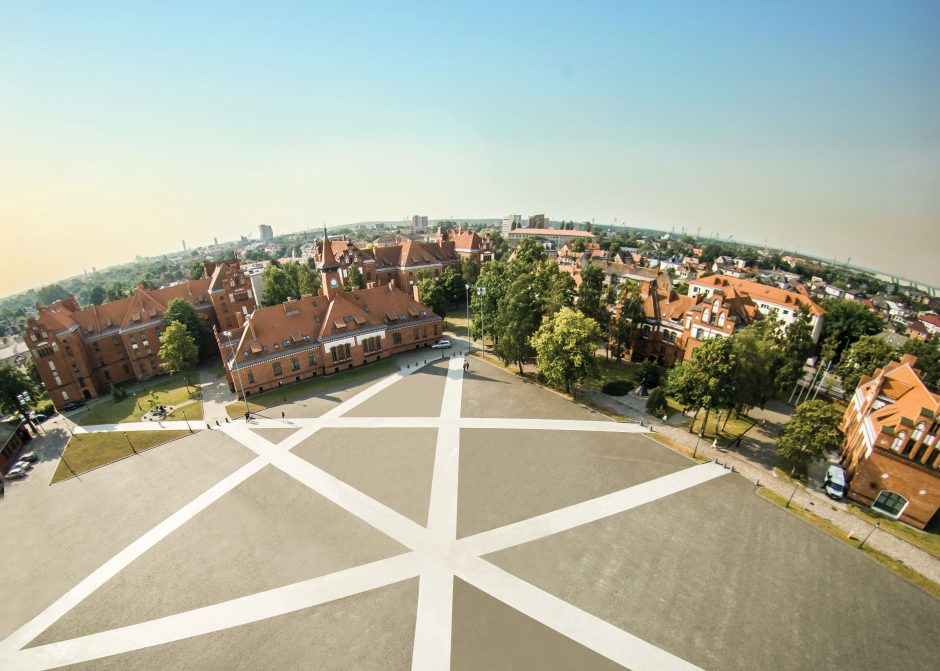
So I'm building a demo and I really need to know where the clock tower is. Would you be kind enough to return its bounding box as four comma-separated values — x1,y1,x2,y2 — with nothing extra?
318,228,343,300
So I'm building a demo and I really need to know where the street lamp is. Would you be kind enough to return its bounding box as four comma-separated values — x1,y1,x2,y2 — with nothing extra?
182,410,193,434
476,285,487,354
224,330,251,417
465,283,471,352
133,391,142,411
859,522,880,550
123,431,138,455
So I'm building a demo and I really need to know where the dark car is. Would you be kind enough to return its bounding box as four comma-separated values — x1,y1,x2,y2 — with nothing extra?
61,401,85,412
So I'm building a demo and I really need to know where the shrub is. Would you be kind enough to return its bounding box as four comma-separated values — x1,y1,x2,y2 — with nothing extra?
37,402,55,416
112,385,129,402
602,379,633,396
645,387,669,417
637,360,665,389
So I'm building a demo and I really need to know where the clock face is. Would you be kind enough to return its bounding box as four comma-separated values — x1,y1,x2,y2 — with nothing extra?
329,277,339,288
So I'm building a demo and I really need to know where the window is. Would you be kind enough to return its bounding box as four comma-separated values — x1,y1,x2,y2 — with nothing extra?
331,343,351,363
890,431,907,452
61,391,69,401
872,491,908,519
291,357,300,371
913,422,926,441
247,370,255,383
393,332,402,345
272,361,283,376
308,354,317,367
695,329,704,339
414,328,420,340
122,364,130,375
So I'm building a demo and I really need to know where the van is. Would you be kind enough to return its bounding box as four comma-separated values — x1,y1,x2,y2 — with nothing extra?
824,465,846,499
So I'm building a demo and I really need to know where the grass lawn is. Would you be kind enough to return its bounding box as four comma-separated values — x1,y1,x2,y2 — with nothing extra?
758,487,940,600
845,504,940,560
583,356,640,392
670,402,756,444
225,359,396,418
52,430,190,483
78,374,202,426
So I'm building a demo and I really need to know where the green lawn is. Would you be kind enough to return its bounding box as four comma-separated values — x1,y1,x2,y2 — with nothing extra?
51,430,190,483
669,402,756,444
225,359,396,418
758,487,940,600
78,374,202,426
583,356,640,392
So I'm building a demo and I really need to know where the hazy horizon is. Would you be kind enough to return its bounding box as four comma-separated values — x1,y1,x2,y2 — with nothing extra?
3,1,938,296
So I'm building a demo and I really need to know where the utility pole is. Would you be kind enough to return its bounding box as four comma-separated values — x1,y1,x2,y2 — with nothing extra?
476,285,487,354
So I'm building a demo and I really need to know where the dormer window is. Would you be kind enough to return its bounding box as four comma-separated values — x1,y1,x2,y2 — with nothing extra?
890,431,907,452
913,422,926,441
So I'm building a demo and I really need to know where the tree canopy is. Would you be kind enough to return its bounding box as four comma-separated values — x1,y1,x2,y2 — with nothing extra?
776,400,844,471
158,321,199,380
531,307,601,394
494,273,540,373
835,335,898,392
0,366,38,415
164,298,210,356
819,298,882,364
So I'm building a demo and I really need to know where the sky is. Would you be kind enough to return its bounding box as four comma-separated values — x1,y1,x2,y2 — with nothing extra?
2,1,939,296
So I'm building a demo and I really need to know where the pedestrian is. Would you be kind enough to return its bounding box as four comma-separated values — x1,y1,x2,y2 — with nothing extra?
712,438,718,448
281,411,286,419
244,410,250,423
662,414,668,424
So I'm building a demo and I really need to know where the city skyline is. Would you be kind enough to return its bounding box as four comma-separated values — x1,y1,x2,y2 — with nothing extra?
2,1,938,295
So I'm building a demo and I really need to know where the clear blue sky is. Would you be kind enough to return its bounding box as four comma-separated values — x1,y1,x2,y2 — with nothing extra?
2,1,938,292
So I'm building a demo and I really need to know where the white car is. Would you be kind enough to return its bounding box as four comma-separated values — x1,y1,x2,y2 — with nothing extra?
5,466,28,479
12,460,35,471
431,339,451,350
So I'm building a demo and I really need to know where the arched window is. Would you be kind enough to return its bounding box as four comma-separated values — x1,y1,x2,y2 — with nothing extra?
913,422,926,441
713,299,720,310
872,491,908,519
718,313,726,327
890,431,907,452
703,308,710,322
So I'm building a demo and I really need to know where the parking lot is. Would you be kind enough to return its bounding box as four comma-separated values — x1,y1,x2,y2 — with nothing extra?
0,355,937,670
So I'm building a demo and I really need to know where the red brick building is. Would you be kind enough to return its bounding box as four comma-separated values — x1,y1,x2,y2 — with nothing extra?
25,262,256,410
217,236,443,398
839,354,940,529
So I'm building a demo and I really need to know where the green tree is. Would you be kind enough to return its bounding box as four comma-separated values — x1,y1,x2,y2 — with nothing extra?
440,266,466,305
104,283,127,302
261,265,293,306
36,284,70,305
776,400,844,472
158,321,199,384
835,335,898,392
470,261,512,344
346,264,366,290
461,256,480,287
637,359,665,389
667,337,738,434
730,320,778,416
901,338,940,390
88,285,106,306
513,238,546,267
282,262,319,297
577,264,607,326
610,281,643,361
531,307,601,394
189,262,205,280
645,386,669,417
417,276,447,317
0,366,39,415
776,306,816,397
494,273,539,373
164,298,210,357
531,261,575,320
819,298,882,364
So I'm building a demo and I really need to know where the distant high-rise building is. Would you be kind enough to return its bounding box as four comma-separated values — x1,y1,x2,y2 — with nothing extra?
501,215,521,237
411,215,428,232
528,214,547,228
213,237,218,246
182,240,187,251
259,225,274,241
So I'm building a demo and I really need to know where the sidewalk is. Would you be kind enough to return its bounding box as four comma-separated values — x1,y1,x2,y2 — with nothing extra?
583,388,940,585
198,367,232,425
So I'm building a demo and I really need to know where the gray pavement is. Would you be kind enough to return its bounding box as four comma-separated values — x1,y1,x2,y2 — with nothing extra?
583,387,940,585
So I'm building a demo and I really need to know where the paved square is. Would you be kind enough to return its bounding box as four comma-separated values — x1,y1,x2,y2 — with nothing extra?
2,356,938,670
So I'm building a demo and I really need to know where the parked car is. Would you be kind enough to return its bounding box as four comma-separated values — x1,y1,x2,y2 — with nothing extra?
28,413,47,423
18,451,38,463
12,460,34,472
5,466,28,479
61,401,85,412
431,339,452,350
824,465,847,500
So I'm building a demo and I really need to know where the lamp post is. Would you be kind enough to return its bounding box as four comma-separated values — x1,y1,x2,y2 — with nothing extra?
476,285,487,354
465,284,471,352
859,522,879,550
133,391,142,411
224,330,251,417
123,431,138,455
182,410,193,434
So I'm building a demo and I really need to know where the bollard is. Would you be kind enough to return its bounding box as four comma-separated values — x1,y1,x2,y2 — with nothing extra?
225,417,229,423
755,479,760,487
216,420,220,426
207,423,211,430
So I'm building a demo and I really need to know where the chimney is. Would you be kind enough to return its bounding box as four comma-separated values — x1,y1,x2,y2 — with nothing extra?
413,283,421,303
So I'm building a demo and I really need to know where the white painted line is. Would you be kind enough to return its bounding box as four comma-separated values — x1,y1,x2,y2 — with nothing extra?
226,425,428,551
322,367,415,420
8,553,420,671
410,566,455,671
459,462,729,557
75,421,198,434
458,557,704,671
0,457,267,656
459,418,647,433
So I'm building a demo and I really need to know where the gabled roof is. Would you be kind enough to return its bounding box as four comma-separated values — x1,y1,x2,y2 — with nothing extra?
690,275,824,316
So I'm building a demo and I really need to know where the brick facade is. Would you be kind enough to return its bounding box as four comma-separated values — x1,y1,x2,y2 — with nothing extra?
839,354,940,529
